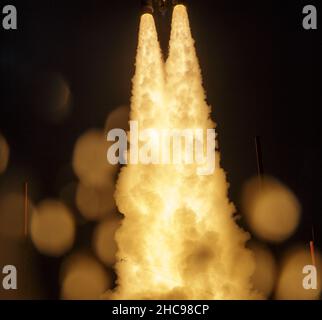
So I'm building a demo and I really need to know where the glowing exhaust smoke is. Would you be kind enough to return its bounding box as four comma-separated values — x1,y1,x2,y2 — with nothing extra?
108,6,258,299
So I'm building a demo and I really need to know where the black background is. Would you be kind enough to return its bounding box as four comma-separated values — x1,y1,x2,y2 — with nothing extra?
0,0,321,298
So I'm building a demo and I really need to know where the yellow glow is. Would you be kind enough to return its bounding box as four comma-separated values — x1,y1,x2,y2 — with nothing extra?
275,246,322,300
105,105,130,133
242,176,301,243
61,252,111,300
31,200,75,257
76,182,115,221
249,242,277,297
72,129,118,188
93,217,120,266
105,7,258,299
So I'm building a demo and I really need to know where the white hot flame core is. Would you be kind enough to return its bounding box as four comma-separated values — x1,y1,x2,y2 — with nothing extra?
107,6,259,300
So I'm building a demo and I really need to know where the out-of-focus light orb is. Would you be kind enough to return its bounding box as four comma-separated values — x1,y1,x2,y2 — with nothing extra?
61,253,111,300
72,129,118,188
242,176,301,243
32,72,72,123
0,193,35,239
249,241,277,297
105,105,130,132
275,246,322,300
0,134,9,174
76,182,115,221
93,217,120,266
31,200,75,257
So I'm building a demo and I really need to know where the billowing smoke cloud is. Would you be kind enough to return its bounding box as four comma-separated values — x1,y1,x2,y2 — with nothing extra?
106,6,259,299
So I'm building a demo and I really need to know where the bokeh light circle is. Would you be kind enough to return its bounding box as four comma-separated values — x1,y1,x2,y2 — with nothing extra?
60,252,111,300
249,241,277,297
93,217,120,266
275,246,322,300
72,129,118,188
75,182,115,221
105,105,130,132
31,200,75,257
242,176,301,243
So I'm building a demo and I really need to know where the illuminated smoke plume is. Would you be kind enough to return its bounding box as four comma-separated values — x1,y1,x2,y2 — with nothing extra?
108,6,258,299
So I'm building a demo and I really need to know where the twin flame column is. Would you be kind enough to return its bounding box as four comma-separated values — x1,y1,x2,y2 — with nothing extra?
105,5,259,300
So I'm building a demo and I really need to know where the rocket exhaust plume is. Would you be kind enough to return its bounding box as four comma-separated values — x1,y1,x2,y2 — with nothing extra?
107,6,258,299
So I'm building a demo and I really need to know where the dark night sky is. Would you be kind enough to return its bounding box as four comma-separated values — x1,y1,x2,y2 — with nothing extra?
0,0,322,298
